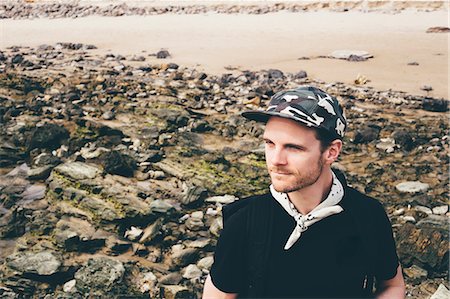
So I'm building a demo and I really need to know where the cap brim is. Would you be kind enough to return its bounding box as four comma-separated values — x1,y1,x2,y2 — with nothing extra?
241,110,320,129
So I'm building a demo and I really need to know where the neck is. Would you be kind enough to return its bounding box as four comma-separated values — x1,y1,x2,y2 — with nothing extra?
288,168,333,215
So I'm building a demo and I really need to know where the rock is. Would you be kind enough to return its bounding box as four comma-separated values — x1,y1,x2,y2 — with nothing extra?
421,85,433,92
27,165,53,180
137,271,157,293
353,125,380,144
159,272,182,286
159,285,193,299
54,162,101,180
426,27,450,33
294,70,308,79
209,218,223,238
101,110,115,120
182,264,202,279
171,248,199,268
27,124,69,151
6,250,62,275
20,184,46,201
54,217,105,252
185,217,204,231
205,194,238,204
124,226,143,241
403,265,428,284
348,54,368,61
156,50,171,59
197,256,214,270
376,138,397,153
100,150,137,177
62,279,76,293
267,69,284,79
139,218,163,244
11,54,24,64
74,257,125,293
417,215,449,228
330,50,373,60
414,205,432,215
396,223,448,274
391,129,415,151
396,181,429,193
430,284,450,299
432,205,448,215
422,98,448,112
150,200,175,213
181,184,207,206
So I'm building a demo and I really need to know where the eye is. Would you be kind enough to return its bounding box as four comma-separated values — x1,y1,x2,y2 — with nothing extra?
286,144,304,151
264,139,274,147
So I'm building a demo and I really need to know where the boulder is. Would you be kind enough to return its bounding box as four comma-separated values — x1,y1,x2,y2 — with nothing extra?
99,150,136,177
74,257,125,292
396,223,448,275
54,162,101,180
27,123,69,151
6,250,62,276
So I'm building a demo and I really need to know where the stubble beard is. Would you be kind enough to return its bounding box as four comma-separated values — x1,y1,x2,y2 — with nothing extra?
270,157,324,194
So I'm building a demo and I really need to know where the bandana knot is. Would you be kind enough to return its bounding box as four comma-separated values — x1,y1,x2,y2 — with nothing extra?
270,171,345,250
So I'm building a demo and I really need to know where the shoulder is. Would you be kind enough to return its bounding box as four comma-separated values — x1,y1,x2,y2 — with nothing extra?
222,193,272,225
342,186,386,214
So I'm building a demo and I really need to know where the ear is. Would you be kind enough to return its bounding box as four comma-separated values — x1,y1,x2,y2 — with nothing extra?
323,139,342,165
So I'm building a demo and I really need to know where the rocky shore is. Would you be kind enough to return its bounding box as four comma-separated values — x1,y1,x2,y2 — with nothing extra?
0,0,447,19
0,42,448,298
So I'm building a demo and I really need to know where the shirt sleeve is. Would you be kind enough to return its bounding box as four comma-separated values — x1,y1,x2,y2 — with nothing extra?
210,207,248,293
372,201,399,281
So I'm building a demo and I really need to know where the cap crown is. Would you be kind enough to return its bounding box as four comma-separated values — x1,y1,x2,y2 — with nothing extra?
266,86,347,139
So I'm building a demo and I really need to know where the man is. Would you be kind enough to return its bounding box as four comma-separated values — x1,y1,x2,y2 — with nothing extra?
202,86,405,298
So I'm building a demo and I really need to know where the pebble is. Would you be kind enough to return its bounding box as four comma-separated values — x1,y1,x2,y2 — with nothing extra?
396,181,430,193
205,195,238,204
182,264,202,279
432,205,448,215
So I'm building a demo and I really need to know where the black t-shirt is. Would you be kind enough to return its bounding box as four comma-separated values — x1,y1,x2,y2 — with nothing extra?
210,191,399,298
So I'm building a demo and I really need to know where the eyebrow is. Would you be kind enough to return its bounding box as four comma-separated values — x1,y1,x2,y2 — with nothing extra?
263,138,307,150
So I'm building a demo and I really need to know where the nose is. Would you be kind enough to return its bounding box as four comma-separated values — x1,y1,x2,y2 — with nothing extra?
267,146,287,166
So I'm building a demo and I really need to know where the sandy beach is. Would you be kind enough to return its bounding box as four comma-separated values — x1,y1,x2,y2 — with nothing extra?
1,8,448,98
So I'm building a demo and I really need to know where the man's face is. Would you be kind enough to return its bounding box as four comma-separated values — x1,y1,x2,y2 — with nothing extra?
263,116,326,193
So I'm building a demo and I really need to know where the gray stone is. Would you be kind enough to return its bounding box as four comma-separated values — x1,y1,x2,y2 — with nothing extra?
171,248,199,268
185,217,204,231
6,250,62,275
80,197,120,221
139,218,163,244
20,184,46,201
182,264,202,279
186,238,211,249
432,205,448,215
27,165,53,180
430,284,450,299
205,194,238,204
150,200,175,213
54,162,101,180
124,226,143,241
197,256,214,270
74,257,125,292
417,215,449,228
330,50,373,60
63,279,77,293
414,205,432,215
181,184,207,206
396,181,429,193
376,138,397,153
209,218,223,238
159,272,182,286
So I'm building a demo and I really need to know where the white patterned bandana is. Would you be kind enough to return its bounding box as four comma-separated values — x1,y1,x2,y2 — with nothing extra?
270,171,344,250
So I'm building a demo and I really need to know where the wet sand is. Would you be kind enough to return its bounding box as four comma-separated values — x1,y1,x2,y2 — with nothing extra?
1,10,448,98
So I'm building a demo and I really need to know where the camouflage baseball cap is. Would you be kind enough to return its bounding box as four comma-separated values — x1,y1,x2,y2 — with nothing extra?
242,86,347,140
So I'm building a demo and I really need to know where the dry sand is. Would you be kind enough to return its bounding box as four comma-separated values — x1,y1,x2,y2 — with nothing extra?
1,9,448,98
